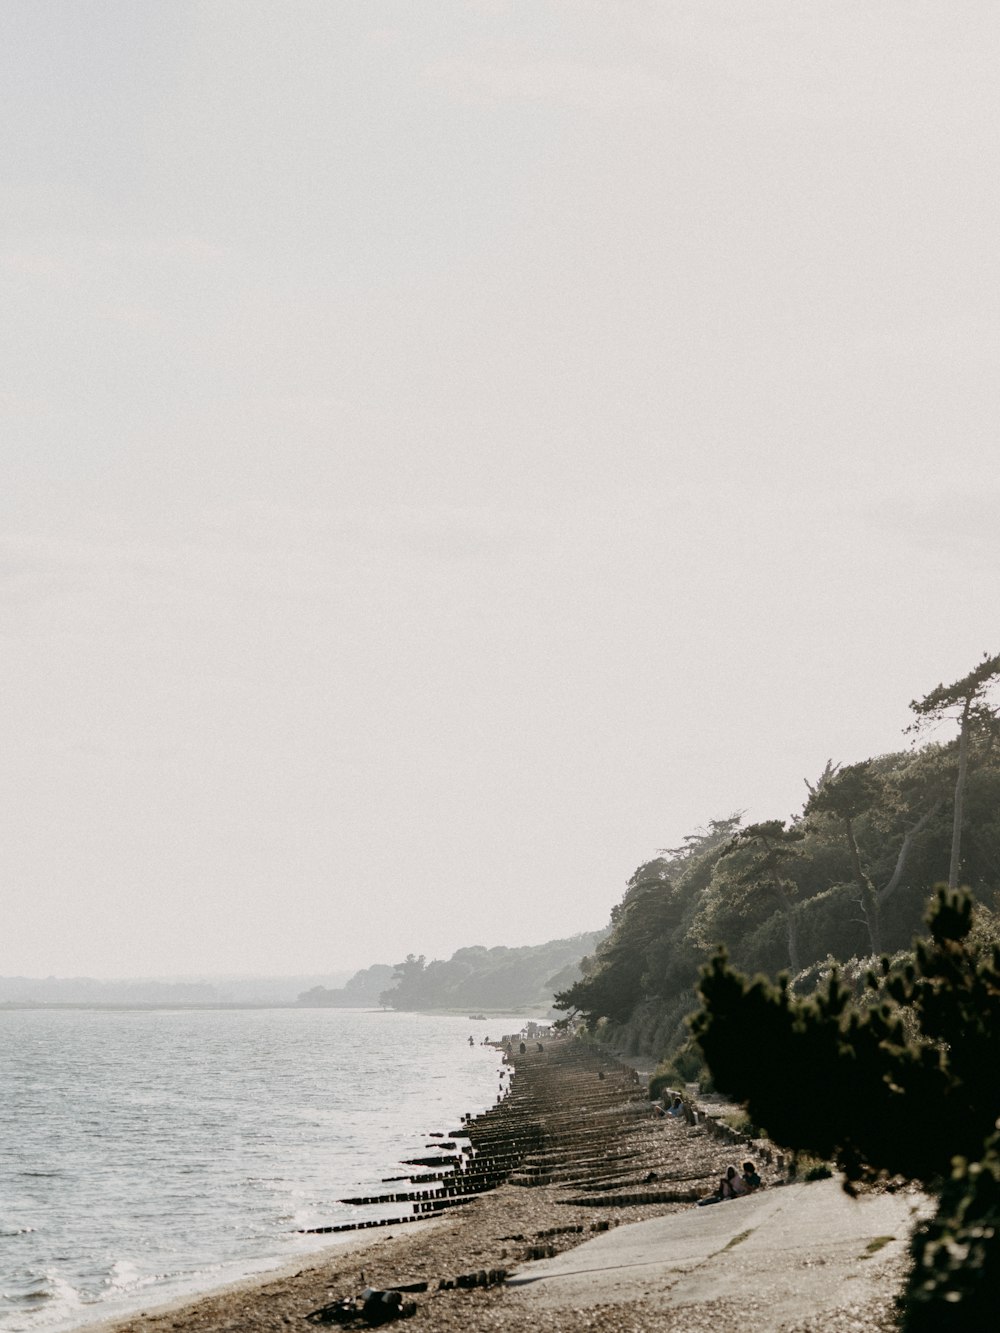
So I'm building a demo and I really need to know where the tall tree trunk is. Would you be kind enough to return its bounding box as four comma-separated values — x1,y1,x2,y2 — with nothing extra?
860,886,881,956
784,908,801,975
879,800,943,909
949,702,971,891
844,816,881,954
772,879,801,973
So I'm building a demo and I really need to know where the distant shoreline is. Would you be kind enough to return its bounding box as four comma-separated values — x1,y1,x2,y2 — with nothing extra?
1,1001,554,1015
3,1000,279,1008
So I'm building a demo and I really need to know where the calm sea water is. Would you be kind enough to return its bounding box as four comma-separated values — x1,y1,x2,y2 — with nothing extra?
0,1007,517,1333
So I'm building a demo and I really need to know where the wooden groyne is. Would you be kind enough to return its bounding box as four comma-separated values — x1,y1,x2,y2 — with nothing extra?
298,1037,651,1235
297,1035,789,1241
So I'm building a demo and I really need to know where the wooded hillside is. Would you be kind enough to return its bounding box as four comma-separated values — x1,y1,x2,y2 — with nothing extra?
556,654,1000,1060
379,930,607,1011
299,931,607,1012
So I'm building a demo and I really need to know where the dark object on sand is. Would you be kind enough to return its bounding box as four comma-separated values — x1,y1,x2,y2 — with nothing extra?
305,1297,358,1324
304,1288,417,1326
437,1268,507,1290
361,1290,416,1326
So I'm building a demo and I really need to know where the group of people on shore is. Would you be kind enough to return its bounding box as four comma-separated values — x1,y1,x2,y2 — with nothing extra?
652,1091,764,1205
698,1160,762,1205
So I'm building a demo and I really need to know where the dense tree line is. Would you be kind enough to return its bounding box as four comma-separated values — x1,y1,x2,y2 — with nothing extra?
555,654,1000,1326
555,655,1000,1057
379,931,607,1012
299,933,607,1012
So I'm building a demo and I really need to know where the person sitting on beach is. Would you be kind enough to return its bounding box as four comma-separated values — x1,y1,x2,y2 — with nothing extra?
715,1166,747,1201
668,1095,685,1117
697,1165,744,1206
742,1160,762,1191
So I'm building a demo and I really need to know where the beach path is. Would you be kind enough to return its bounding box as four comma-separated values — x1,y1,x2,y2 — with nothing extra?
506,1175,930,1330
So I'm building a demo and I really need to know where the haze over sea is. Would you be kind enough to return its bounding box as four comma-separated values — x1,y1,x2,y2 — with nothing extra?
1,1007,517,1333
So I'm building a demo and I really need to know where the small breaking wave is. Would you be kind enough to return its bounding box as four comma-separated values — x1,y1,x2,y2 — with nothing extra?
0,1269,82,1313
101,1259,159,1295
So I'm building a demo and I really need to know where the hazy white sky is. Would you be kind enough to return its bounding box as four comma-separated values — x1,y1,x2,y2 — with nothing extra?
3,1,997,979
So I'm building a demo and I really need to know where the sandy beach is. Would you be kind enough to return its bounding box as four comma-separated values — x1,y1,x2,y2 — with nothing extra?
76,1041,914,1333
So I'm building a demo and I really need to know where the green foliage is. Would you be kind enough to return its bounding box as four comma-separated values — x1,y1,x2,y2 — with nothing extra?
668,1041,707,1084
557,678,1000,1055
806,760,881,826
647,1069,674,1102
555,820,741,1029
551,643,1000,1333
649,1040,707,1099
909,653,1000,893
905,1131,1000,1330
693,820,807,971
719,1108,757,1137
693,886,1000,1183
802,1162,834,1182
908,651,1000,728
537,656,1000,1319
693,886,1000,1327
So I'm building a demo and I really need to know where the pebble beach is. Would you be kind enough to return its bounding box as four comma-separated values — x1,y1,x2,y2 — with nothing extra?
76,1040,914,1333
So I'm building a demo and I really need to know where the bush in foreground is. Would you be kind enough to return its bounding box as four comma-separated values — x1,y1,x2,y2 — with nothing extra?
691,886,1000,1328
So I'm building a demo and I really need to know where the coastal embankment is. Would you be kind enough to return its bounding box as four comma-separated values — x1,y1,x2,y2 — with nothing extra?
80,1039,923,1333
